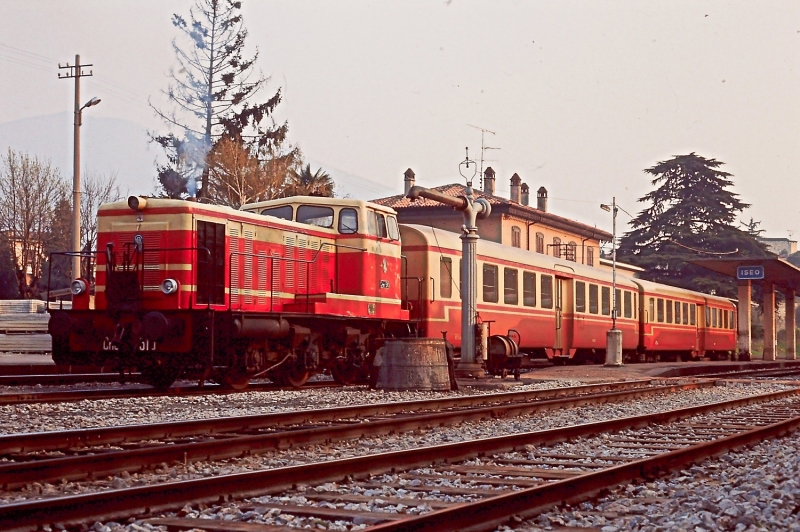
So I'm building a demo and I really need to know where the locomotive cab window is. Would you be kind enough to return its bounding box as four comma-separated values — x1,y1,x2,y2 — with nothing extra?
575,281,586,312
367,210,388,238
601,286,611,316
440,257,453,299
541,275,553,309
589,284,599,314
387,216,400,240
523,271,536,307
483,264,499,303
297,205,334,228
261,205,293,221
504,268,518,305
338,208,358,234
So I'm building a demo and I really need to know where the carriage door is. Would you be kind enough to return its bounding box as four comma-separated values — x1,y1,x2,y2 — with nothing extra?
696,303,705,356
554,278,565,351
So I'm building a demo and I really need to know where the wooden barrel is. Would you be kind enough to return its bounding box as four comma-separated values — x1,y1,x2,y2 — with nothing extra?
377,338,451,391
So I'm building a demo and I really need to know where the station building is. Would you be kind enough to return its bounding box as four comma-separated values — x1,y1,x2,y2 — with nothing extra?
372,168,615,269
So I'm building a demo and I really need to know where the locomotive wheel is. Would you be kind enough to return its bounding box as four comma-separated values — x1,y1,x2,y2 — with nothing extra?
330,358,360,385
283,366,311,388
140,364,181,390
222,368,251,390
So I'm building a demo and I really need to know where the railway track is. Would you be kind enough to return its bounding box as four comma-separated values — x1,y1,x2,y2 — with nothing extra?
0,379,339,405
0,379,678,489
1,381,794,530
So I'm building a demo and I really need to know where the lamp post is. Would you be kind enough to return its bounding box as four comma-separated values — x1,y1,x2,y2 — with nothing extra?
71,96,101,280
601,197,622,366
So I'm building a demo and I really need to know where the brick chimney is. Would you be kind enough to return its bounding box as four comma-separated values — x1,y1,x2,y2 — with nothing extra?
403,168,416,195
521,183,530,206
483,167,496,195
537,186,548,212
510,173,522,203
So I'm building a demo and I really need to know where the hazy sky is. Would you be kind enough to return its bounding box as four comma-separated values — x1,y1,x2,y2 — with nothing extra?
1,1,798,237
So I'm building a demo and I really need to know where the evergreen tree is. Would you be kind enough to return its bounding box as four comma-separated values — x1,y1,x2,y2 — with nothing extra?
151,0,300,198
287,164,335,197
617,153,769,297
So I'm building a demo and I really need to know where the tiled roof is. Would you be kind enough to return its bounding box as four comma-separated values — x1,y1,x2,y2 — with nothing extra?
371,184,612,240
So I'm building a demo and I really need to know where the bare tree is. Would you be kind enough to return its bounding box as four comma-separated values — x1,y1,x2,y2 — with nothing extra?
81,170,123,253
0,149,67,298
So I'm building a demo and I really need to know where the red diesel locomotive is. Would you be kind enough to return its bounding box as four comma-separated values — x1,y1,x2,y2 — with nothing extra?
48,195,736,388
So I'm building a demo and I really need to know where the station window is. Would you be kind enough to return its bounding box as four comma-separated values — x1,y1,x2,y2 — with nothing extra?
624,291,632,319
649,298,655,323
575,281,586,312
682,302,689,325
615,289,622,317
511,227,521,248
567,242,577,262
440,257,453,299
260,205,293,220
536,233,545,254
589,284,599,314
690,304,696,325
541,275,553,309
666,299,673,323
601,286,611,316
504,268,519,305
297,205,334,228
338,208,358,234
387,216,400,240
586,246,594,267
483,264,499,303
657,298,664,323
523,271,536,307
553,237,562,258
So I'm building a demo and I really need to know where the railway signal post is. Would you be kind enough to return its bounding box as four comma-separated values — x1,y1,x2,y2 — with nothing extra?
407,176,491,377
602,198,623,366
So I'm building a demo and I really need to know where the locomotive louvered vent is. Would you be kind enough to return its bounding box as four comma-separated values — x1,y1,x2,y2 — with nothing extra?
197,221,225,305
297,238,308,291
244,230,254,304
284,235,295,289
230,227,239,306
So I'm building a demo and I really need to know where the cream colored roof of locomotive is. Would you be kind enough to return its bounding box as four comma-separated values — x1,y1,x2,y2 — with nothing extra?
401,224,639,289
242,196,398,215
632,277,734,306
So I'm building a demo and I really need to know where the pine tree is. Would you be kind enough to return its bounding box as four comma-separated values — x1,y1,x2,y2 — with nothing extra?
617,153,769,297
151,0,300,198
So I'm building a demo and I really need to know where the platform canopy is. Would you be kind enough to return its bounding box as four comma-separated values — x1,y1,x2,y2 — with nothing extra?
690,257,800,292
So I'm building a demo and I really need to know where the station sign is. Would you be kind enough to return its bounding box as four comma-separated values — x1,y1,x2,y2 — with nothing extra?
737,265,765,280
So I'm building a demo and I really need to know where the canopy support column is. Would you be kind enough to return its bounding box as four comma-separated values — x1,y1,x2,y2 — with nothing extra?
737,280,752,360
763,282,776,361
786,288,796,360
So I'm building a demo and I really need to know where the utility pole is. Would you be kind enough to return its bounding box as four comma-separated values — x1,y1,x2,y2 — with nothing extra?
467,125,500,190
59,55,94,281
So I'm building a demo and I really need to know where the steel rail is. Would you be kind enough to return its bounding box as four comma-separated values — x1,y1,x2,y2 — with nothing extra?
0,380,655,454
0,380,338,406
0,381,692,488
0,373,129,386
0,387,796,531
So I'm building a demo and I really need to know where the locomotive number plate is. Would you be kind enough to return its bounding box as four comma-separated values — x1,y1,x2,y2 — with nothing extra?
102,338,158,352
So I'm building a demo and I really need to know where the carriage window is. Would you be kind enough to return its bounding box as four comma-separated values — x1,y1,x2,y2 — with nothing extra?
624,291,632,318
723,309,729,329
649,298,655,323
440,257,453,299
615,289,621,317
657,298,664,323
261,205,293,220
705,307,711,327
297,205,334,228
338,208,358,234
674,301,681,325
601,286,611,316
682,302,689,325
666,300,673,323
504,268,518,305
731,310,736,329
523,272,536,307
690,304,696,325
575,281,586,312
713,308,718,328
483,264,498,303
541,275,553,309
387,216,400,240
589,284,599,314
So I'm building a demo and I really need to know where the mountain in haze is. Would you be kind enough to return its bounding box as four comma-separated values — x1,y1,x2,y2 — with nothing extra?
0,112,161,196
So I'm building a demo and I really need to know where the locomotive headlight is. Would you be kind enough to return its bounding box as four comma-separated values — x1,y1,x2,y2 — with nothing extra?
160,278,179,295
70,279,88,296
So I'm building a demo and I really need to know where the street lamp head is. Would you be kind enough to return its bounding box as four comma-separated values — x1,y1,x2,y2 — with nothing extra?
600,204,611,212
82,97,101,110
